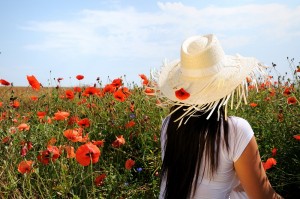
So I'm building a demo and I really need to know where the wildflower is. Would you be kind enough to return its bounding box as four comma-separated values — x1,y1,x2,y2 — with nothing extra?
137,167,143,172
47,137,57,146
0,79,10,86
271,148,277,156
57,77,63,83
111,135,125,148
65,90,75,100
125,158,135,170
64,129,81,142
144,88,155,95
293,135,300,140
11,100,20,108
18,160,34,174
77,118,91,128
283,87,291,96
125,120,135,128
76,75,84,80
53,111,70,121
103,84,115,94
20,141,33,156
111,78,123,88
0,102,3,107
94,174,106,186
249,103,258,107
2,136,11,144
83,87,101,96
175,88,190,100
262,158,277,171
30,96,38,101
27,75,40,90
37,111,47,119
75,142,101,166
37,145,60,165
92,140,105,147
18,123,30,131
64,145,76,158
287,96,297,105
113,89,126,102
73,86,82,93
139,74,149,86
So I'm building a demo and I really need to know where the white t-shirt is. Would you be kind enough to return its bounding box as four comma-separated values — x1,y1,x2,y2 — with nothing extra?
159,116,254,199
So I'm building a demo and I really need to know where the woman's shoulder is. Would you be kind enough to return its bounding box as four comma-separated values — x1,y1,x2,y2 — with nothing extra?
228,116,252,129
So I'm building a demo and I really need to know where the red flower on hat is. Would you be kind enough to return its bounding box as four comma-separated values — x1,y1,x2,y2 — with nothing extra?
175,88,190,100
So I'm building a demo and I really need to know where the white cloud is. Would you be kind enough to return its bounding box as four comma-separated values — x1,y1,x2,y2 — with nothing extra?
22,2,300,57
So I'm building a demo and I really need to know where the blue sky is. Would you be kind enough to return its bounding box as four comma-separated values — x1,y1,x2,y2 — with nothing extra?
0,0,299,87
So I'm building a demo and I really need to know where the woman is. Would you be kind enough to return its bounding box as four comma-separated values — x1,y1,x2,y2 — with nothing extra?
154,34,283,198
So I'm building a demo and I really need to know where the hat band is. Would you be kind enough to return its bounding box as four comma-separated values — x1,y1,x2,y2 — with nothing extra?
180,62,222,78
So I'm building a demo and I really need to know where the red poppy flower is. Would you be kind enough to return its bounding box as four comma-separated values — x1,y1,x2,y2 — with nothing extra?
271,148,277,156
296,68,300,73
125,120,135,128
293,135,300,140
113,89,126,102
18,160,34,174
75,142,101,166
64,129,81,142
37,111,46,119
11,100,20,108
111,78,123,88
94,173,106,186
30,96,38,101
53,111,70,121
0,101,3,107
125,158,135,170
76,75,84,80
0,79,11,86
47,137,57,146
144,88,155,95
287,96,297,105
77,118,91,128
83,87,101,96
249,102,258,107
73,86,82,93
65,90,75,100
139,74,149,86
175,88,190,100
103,84,115,94
112,135,125,148
37,146,60,165
283,88,291,96
92,140,105,147
18,123,30,131
20,141,33,156
262,157,277,171
27,75,40,91
64,145,76,158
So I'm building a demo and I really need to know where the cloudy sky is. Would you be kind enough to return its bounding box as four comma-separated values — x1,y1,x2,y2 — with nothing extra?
0,0,299,87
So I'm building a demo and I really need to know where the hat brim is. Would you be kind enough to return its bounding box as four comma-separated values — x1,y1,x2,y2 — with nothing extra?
158,54,262,105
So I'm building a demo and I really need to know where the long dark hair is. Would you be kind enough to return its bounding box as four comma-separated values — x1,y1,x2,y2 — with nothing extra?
160,104,229,199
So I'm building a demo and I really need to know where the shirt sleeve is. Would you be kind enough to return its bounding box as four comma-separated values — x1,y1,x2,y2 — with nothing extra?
230,117,254,162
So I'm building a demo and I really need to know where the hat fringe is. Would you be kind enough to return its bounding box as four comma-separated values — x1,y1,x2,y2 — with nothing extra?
149,58,269,127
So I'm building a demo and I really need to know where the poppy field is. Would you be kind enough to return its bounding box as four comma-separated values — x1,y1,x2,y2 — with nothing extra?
0,61,300,198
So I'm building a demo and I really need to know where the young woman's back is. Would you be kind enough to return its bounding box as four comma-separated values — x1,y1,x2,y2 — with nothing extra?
160,116,253,198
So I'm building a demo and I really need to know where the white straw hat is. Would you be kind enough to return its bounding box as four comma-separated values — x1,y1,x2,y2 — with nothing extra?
152,34,268,125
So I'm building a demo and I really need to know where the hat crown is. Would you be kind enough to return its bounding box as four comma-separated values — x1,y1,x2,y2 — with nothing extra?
180,34,225,77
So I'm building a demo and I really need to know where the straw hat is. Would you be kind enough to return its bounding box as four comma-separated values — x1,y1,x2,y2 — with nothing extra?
153,34,267,124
